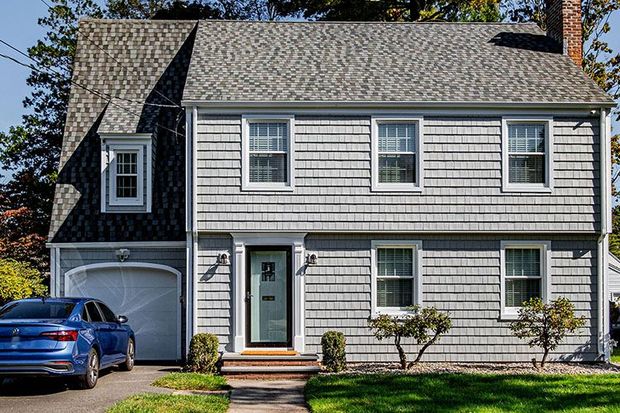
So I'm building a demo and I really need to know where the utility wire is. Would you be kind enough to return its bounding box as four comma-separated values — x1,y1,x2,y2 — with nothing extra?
37,0,182,109
0,38,179,110
0,51,185,139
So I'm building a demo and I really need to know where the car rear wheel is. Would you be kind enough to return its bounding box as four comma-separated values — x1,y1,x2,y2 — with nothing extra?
77,348,99,389
120,338,135,371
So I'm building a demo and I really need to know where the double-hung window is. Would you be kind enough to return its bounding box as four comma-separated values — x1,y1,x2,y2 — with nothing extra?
371,240,423,315
371,116,423,191
242,115,294,191
100,134,152,213
500,241,550,319
502,118,553,192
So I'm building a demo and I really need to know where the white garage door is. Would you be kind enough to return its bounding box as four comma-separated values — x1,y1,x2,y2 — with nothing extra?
65,264,179,360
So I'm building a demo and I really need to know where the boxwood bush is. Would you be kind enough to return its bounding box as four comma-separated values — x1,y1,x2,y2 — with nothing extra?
185,333,220,373
321,331,346,372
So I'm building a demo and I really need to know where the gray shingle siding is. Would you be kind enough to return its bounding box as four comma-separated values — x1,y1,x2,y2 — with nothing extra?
196,235,233,351
196,115,600,233
195,233,597,361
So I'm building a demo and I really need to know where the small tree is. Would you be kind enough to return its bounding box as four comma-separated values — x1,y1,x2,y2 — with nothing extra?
510,297,586,369
368,305,452,369
0,259,47,306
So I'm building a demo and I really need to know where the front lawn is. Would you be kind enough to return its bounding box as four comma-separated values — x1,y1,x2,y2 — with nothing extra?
305,373,620,413
152,373,229,391
106,393,229,413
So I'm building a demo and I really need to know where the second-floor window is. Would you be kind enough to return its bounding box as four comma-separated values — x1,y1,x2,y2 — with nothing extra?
502,118,553,192
242,115,295,191
371,116,423,192
100,134,152,213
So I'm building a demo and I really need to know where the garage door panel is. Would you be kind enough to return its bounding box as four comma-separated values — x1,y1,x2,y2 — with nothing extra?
65,266,179,361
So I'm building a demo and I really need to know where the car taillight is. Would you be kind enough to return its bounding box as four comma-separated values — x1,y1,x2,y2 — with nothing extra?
41,330,78,341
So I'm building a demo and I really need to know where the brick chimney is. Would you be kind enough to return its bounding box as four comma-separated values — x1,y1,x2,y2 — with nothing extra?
546,0,583,66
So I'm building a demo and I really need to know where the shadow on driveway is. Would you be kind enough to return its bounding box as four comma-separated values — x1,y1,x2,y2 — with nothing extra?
0,365,178,413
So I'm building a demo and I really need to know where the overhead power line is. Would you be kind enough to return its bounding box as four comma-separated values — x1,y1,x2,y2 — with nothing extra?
37,0,181,109
0,51,185,139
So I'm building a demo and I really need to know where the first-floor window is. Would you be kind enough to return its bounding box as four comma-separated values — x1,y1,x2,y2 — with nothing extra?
501,241,550,318
372,241,422,314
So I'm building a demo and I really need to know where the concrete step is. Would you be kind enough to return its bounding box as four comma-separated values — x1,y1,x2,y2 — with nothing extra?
220,354,321,378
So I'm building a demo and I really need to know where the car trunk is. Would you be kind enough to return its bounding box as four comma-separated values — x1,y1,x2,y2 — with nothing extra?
0,320,68,352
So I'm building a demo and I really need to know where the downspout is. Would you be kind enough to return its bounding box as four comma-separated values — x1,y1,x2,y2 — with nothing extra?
597,107,611,360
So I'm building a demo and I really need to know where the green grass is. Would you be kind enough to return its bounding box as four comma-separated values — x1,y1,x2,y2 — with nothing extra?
106,393,229,413
611,348,620,363
305,373,620,413
152,373,229,391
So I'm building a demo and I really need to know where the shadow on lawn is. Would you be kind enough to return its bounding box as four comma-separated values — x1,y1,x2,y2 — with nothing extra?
305,373,620,413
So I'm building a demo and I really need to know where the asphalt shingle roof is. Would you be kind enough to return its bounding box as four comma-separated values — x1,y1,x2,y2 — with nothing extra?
49,19,613,242
184,21,613,104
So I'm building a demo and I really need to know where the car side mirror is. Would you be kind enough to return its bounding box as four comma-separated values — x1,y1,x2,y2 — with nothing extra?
117,315,128,324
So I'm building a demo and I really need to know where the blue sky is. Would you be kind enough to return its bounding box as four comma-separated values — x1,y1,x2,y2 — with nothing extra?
0,2,618,177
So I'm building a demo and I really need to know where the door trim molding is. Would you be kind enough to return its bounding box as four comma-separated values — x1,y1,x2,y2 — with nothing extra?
64,262,183,360
231,233,306,353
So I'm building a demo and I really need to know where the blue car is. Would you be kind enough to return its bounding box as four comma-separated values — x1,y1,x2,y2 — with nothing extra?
0,297,135,389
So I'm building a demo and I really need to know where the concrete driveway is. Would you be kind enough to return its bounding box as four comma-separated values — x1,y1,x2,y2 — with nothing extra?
0,365,177,413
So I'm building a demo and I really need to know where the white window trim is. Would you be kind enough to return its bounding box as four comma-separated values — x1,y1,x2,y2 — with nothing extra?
500,240,551,320
371,240,423,316
501,117,554,193
241,114,295,191
371,115,424,192
100,134,152,213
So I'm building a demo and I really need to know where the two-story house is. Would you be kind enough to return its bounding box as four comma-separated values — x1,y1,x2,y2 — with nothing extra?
48,0,615,366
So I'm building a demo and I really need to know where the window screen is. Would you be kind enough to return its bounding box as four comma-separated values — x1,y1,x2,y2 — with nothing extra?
116,151,138,198
249,122,288,183
376,247,415,308
505,248,542,307
378,123,416,184
508,124,545,184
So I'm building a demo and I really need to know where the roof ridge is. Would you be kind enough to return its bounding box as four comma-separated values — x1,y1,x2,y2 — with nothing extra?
80,17,540,26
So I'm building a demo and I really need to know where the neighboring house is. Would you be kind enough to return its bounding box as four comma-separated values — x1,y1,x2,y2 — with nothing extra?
609,253,620,300
48,0,615,363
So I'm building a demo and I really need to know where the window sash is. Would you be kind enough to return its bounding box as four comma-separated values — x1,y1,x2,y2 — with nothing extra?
506,122,548,186
246,120,290,185
377,123,417,185
114,151,139,199
504,247,543,308
376,246,416,309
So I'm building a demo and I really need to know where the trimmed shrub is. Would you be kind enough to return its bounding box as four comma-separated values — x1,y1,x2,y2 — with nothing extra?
185,333,220,373
368,306,452,369
321,331,347,372
510,297,585,369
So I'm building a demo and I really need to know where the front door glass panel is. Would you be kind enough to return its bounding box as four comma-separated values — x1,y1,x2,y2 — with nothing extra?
249,250,288,343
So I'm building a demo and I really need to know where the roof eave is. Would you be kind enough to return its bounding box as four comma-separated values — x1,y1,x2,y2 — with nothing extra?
180,100,616,110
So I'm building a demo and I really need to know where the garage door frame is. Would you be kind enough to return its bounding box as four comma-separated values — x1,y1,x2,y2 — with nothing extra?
64,262,182,360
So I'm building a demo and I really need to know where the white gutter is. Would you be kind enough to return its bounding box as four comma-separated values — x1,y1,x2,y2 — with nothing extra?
597,107,612,360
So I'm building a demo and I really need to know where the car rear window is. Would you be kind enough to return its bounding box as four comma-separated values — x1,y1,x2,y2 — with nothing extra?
0,301,75,319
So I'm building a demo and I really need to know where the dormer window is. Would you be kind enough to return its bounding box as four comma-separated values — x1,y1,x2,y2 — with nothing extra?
100,134,152,213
